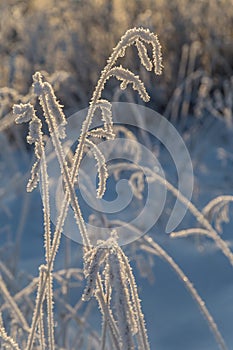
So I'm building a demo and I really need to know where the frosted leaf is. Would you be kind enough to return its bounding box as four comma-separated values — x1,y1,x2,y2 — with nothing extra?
13,103,33,124
33,73,67,139
35,142,43,159
33,72,45,96
117,28,163,75
27,160,40,192
108,66,150,102
82,248,106,301
85,139,108,199
136,40,152,71
152,37,163,75
33,72,44,96
94,99,114,137
27,118,42,144
43,82,67,139
88,128,114,140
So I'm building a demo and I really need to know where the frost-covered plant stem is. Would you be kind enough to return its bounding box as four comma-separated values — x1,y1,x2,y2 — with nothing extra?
26,266,47,350
38,119,54,350
13,102,55,350
96,277,121,350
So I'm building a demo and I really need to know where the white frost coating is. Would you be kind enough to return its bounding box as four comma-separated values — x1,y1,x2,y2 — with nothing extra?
85,139,108,199
108,66,150,102
82,248,106,301
14,103,33,124
27,118,42,144
135,40,153,71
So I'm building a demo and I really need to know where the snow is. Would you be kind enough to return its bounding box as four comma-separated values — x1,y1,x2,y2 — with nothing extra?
1,113,233,349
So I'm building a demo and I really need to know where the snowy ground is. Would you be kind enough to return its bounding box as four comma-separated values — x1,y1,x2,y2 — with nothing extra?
1,112,233,349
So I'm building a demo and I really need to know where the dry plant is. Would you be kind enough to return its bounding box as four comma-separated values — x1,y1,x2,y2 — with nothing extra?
10,27,163,350
0,25,230,350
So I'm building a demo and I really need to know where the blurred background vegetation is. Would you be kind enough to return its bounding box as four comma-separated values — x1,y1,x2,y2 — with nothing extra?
1,0,232,134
